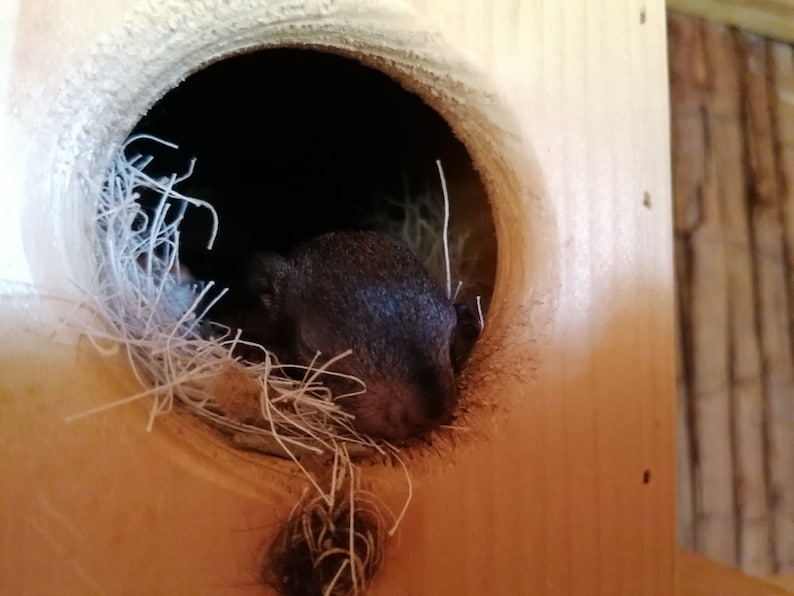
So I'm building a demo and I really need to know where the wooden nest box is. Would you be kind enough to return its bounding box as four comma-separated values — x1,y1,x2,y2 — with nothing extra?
0,1,691,594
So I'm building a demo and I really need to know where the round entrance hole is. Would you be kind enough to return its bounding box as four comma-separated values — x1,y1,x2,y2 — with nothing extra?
107,47,498,472
130,48,497,296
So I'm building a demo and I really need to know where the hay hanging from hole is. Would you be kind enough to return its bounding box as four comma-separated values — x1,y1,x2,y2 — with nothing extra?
65,134,480,596
67,134,383,461
70,134,412,570
264,447,389,596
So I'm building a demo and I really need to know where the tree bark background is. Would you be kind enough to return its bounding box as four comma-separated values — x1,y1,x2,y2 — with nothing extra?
669,11,794,575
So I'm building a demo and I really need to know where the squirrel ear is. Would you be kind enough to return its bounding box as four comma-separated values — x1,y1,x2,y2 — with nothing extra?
248,253,290,310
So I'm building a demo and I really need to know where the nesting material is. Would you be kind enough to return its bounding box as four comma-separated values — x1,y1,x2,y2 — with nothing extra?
70,134,483,595
70,135,482,445
264,448,389,596
367,161,474,302
68,134,382,462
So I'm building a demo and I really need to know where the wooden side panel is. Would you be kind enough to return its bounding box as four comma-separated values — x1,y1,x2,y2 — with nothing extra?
670,11,794,576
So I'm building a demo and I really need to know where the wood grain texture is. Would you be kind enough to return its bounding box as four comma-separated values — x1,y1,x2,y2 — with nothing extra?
670,11,794,577
669,13,738,567
0,1,676,594
667,0,794,43
769,40,794,575
726,30,774,577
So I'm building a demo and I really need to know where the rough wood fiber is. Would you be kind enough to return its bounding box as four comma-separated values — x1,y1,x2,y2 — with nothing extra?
768,39,794,575
670,11,794,577
0,1,676,594
739,33,794,576
669,14,739,568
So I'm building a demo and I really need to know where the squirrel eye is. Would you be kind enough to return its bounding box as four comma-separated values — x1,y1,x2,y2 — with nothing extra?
248,253,289,307
294,322,322,362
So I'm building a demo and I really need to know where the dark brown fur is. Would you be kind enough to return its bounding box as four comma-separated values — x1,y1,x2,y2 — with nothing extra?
244,231,458,441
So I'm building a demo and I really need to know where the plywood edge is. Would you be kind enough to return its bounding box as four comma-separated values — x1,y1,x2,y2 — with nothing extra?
769,577,794,591
680,549,794,595
667,0,794,42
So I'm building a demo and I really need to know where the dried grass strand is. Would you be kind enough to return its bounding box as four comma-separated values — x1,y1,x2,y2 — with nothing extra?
68,135,381,455
435,159,452,300
65,136,483,596
265,447,388,596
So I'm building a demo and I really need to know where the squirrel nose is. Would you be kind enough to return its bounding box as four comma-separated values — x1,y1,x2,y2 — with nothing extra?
346,376,457,441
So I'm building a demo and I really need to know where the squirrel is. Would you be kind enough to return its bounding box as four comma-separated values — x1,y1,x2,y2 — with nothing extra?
228,231,461,441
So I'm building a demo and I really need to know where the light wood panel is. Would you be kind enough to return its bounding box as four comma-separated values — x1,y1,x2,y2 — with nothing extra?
0,1,676,594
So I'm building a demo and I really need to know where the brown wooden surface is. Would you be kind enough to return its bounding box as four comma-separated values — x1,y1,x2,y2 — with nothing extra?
770,576,794,591
768,38,794,574
670,11,794,576
669,13,740,568
740,32,794,576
